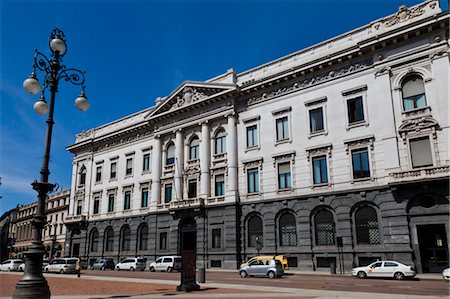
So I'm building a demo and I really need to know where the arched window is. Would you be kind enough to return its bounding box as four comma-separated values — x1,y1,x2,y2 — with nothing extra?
90,229,99,252
189,136,200,160
402,75,426,111
105,227,114,252
314,209,335,245
79,166,86,185
138,224,148,251
166,142,175,165
121,226,131,251
215,129,226,155
279,213,297,246
355,206,380,244
247,215,263,247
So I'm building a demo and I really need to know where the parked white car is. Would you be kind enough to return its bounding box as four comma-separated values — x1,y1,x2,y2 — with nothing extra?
44,258,78,274
149,256,182,272
18,262,25,271
442,268,450,280
0,259,23,271
352,260,416,280
115,257,146,271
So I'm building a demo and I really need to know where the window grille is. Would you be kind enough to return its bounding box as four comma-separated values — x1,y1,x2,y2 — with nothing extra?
279,213,297,246
247,215,263,247
316,257,336,268
314,209,335,245
90,230,99,252
138,225,148,250
121,226,131,251
355,206,380,244
287,257,298,268
358,256,381,267
211,260,222,268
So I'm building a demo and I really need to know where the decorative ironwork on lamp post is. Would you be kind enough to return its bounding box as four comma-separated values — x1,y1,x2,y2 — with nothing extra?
14,28,89,299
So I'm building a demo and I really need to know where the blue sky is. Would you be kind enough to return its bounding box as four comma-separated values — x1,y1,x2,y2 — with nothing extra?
0,0,448,215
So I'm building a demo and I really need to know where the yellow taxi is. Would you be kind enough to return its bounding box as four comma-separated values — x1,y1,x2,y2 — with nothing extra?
240,255,288,270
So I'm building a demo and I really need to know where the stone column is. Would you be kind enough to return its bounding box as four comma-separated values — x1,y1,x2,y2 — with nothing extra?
151,136,162,204
200,122,211,198
174,130,184,201
227,113,238,193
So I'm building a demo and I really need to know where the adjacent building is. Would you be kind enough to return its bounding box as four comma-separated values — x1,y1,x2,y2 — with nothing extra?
11,190,70,259
65,1,449,273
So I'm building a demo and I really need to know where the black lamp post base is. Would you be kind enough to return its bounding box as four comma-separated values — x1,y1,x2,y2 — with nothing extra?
176,281,200,292
13,281,50,299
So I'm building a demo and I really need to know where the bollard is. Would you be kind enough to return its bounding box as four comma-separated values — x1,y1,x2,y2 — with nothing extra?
330,262,336,274
197,268,205,283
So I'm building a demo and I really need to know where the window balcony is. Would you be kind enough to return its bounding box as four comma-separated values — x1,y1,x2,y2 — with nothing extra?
157,197,205,211
388,165,449,184
64,214,86,225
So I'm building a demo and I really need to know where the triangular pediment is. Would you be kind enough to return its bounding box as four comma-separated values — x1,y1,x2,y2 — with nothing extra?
146,81,237,120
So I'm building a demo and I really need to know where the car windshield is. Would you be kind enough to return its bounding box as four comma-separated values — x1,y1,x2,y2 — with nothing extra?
13,261,22,264
137,259,145,263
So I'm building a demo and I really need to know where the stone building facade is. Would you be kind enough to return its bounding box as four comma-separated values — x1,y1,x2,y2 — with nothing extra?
11,190,70,259
65,1,449,273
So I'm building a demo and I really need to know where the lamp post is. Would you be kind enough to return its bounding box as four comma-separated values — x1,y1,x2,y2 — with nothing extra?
14,28,89,299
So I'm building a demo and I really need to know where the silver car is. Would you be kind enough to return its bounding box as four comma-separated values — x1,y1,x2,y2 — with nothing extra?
239,258,284,278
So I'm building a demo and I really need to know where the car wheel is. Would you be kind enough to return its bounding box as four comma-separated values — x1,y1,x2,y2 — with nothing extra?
357,271,367,279
167,267,172,273
45,268,49,273
101,266,105,271
150,266,155,272
116,267,120,271
59,269,64,274
394,272,404,280
240,270,248,278
19,267,23,272
268,271,276,279
130,267,135,271
7,268,11,272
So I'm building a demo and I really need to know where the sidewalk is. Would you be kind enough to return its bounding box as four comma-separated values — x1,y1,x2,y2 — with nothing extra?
1,272,447,299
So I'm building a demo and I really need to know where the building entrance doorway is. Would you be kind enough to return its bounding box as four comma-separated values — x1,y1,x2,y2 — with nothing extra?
177,217,199,291
417,224,448,273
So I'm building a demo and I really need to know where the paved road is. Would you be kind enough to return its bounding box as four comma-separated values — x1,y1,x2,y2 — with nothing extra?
80,269,449,297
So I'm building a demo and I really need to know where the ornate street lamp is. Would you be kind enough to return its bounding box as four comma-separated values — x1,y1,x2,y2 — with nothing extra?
14,28,89,299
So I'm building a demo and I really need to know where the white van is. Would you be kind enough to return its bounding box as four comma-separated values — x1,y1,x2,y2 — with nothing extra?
149,256,182,272
44,258,78,274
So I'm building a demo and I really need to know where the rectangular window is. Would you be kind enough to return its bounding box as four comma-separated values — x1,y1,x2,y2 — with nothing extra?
108,194,115,212
126,158,133,176
164,184,172,203
247,168,259,193
347,96,364,124
142,153,150,172
76,200,82,215
278,162,292,189
215,175,225,197
124,191,131,210
95,166,102,182
312,156,328,184
110,162,117,179
188,180,197,198
212,228,222,248
410,137,433,168
93,197,100,214
309,107,324,133
352,149,370,179
141,188,149,208
276,116,289,141
159,232,167,250
246,125,258,148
